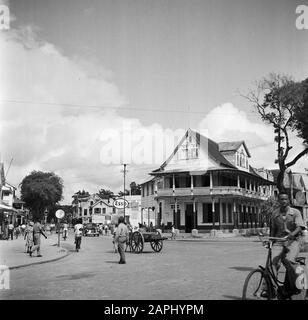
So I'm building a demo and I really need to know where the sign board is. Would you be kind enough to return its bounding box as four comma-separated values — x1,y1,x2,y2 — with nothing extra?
113,198,129,209
55,209,65,219
295,191,306,206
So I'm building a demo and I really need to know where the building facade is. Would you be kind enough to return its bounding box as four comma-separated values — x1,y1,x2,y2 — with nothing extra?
140,129,275,232
72,193,116,224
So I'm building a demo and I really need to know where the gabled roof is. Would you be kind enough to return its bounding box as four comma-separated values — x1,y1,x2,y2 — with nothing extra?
155,129,236,174
218,141,251,157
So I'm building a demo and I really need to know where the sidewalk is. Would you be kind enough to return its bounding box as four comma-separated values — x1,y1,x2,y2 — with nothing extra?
164,232,260,242
0,234,69,270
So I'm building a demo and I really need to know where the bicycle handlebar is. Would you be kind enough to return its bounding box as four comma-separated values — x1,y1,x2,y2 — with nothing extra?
268,236,289,242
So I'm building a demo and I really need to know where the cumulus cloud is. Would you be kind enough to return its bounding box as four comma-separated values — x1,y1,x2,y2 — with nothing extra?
0,27,153,202
198,102,308,172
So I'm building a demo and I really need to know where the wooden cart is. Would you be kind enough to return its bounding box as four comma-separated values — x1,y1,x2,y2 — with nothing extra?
127,230,168,253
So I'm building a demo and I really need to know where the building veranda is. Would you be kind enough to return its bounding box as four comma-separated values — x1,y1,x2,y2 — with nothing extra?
140,129,275,233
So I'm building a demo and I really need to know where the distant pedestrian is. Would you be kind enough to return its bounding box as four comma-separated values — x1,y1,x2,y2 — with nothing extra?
149,222,154,232
50,222,55,235
30,220,47,257
24,221,34,254
7,223,14,240
112,224,118,253
20,223,26,236
114,216,129,264
104,224,108,236
15,225,21,239
74,219,83,252
62,222,68,240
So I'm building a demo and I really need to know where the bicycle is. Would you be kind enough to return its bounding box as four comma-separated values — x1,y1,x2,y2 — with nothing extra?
242,235,308,300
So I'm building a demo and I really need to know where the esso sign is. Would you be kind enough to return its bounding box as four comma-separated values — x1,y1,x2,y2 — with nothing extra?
113,198,129,209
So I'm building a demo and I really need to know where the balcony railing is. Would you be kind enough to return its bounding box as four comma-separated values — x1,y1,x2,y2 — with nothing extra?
156,186,268,200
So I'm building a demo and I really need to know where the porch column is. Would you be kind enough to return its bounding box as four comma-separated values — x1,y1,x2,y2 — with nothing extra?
212,197,215,228
210,172,213,189
191,175,194,197
219,199,223,230
193,198,197,229
233,200,237,228
173,198,178,229
237,175,240,188
172,174,175,196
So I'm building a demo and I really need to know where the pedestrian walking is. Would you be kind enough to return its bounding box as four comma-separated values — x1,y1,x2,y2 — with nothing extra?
24,221,34,254
112,224,118,253
114,216,129,264
30,220,47,257
50,222,55,235
104,224,108,236
62,221,68,240
74,219,83,252
15,225,21,239
20,223,26,237
171,225,176,240
7,223,14,240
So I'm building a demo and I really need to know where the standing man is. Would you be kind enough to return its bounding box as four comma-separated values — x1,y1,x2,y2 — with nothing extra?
7,222,14,240
114,216,129,264
74,219,83,252
30,219,47,257
62,221,68,240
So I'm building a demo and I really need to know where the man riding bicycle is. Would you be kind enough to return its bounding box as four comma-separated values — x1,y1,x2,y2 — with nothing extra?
269,192,306,297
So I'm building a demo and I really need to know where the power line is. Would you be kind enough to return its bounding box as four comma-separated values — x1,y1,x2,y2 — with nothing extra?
0,98,261,117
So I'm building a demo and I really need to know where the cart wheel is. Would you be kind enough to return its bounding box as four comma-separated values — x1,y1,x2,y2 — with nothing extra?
150,240,163,252
131,231,144,253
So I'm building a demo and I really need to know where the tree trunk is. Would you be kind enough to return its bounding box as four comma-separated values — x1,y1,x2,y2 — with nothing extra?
277,165,286,193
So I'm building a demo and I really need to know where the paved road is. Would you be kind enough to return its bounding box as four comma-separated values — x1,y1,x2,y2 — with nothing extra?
0,234,276,300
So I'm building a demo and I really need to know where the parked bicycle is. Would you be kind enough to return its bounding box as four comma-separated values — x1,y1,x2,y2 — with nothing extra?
242,235,307,300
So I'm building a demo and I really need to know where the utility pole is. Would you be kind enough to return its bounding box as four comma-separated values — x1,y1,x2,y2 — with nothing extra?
123,164,127,220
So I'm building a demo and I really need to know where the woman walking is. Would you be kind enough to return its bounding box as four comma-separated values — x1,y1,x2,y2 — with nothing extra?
24,221,34,256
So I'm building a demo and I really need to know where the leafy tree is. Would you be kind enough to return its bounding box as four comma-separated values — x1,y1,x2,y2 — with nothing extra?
130,181,141,195
243,73,308,192
294,77,308,144
98,189,114,197
20,171,63,221
72,190,90,204
118,189,129,196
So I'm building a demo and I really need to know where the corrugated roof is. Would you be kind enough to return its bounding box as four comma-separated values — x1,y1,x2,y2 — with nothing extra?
198,132,236,169
139,175,155,185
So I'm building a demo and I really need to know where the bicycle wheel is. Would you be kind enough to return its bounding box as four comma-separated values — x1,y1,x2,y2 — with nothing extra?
242,269,271,300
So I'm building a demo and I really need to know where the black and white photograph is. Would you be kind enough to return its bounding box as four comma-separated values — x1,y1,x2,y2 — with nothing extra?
1,0,308,307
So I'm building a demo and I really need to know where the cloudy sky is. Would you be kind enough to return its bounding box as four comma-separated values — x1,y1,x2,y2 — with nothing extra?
0,0,308,204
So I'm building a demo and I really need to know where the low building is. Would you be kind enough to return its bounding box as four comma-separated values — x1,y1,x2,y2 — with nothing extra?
72,193,116,224
271,169,308,225
140,129,275,232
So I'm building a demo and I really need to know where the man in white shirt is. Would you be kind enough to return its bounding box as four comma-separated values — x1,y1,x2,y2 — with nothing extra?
74,219,83,252
62,222,68,240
